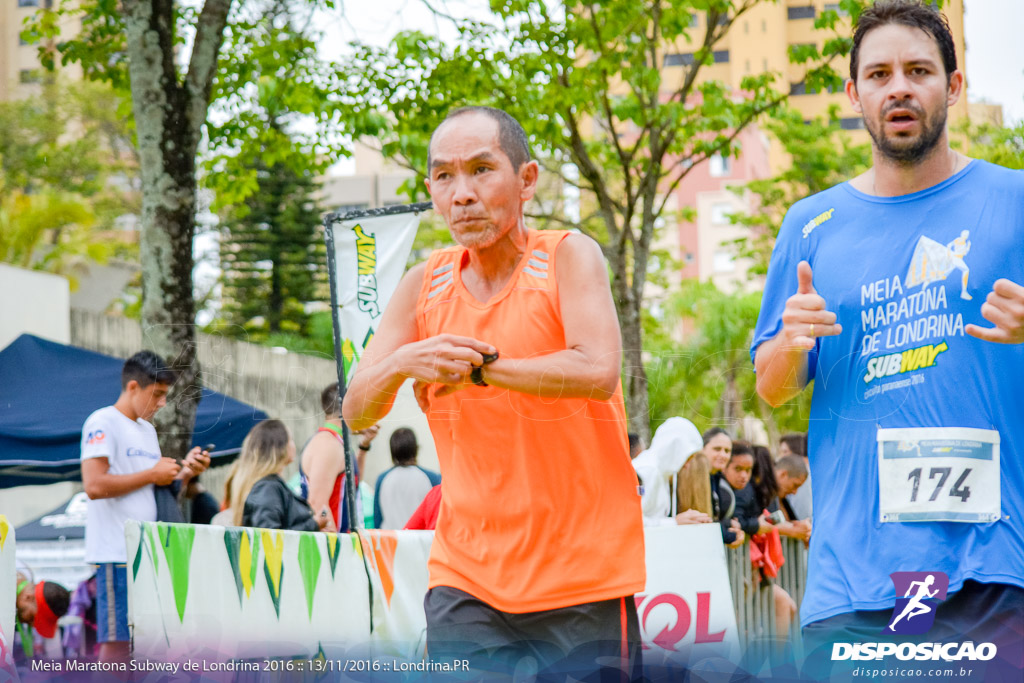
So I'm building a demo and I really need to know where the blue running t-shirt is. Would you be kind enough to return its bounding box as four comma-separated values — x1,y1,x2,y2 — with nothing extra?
751,160,1024,626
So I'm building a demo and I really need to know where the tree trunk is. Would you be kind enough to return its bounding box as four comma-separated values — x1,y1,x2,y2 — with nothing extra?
622,311,650,444
123,0,231,459
609,243,650,444
719,363,739,427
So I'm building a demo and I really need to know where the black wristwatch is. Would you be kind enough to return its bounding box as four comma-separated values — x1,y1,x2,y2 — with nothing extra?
471,351,499,387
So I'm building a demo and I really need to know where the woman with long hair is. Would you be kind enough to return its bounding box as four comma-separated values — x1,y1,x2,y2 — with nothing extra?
751,445,779,511
703,427,743,547
225,419,325,532
675,451,713,520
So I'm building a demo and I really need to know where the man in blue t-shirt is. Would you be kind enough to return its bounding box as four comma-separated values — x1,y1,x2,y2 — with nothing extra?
751,2,1023,679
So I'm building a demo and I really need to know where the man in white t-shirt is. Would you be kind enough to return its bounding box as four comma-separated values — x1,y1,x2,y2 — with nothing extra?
80,350,210,664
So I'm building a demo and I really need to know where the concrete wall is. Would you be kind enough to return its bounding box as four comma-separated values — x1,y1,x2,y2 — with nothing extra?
0,263,70,351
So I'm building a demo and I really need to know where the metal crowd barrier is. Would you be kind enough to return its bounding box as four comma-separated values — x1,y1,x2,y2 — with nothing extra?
726,537,808,664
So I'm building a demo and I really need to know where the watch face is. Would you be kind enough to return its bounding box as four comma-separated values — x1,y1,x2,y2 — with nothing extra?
482,351,499,364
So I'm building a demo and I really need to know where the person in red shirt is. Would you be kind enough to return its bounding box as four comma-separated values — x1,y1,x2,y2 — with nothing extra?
404,484,441,531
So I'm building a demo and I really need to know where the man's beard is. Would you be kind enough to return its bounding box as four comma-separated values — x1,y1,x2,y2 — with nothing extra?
864,100,947,165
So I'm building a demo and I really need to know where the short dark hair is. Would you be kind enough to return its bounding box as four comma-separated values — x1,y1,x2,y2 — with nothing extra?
780,432,808,458
121,350,176,389
428,106,532,172
776,455,809,478
321,382,340,417
730,440,753,459
390,428,418,465
41,582,70,618
850,1,957,83
702,427,732,446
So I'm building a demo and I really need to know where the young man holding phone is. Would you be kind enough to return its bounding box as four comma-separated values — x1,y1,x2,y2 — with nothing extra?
80,350,211,664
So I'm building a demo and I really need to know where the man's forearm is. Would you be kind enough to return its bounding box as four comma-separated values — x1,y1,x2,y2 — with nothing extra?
754,333,810,407
776,521,806,539
83,469,154,500
483,349,620,400
342,356,406,431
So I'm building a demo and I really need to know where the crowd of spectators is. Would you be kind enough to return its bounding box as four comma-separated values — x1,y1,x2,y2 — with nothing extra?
631,418,811,642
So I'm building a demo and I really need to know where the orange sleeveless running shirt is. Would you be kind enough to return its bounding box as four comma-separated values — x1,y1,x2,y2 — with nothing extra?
415,229,646,613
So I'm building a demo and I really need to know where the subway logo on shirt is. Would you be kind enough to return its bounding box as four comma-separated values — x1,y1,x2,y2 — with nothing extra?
863,341,948,384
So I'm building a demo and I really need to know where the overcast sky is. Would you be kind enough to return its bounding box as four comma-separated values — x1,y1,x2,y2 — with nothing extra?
963,0,1024,123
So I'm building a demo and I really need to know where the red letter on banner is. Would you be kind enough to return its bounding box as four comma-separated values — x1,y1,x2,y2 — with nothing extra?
694,592,726,643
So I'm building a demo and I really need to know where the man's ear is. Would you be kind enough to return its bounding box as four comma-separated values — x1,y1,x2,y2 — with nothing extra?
845,78,863,114
520,160,540,202
946,69,964,107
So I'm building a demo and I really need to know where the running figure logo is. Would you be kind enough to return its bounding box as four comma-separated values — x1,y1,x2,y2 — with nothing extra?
884,571,949,635
946,231,972,300
905,230,973,300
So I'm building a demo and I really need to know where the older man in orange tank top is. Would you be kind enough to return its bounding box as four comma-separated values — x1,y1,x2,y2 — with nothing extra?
343,106,646,679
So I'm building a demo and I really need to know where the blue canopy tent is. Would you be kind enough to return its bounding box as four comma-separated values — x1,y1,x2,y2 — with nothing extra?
0,334,268,488
15,492,88,541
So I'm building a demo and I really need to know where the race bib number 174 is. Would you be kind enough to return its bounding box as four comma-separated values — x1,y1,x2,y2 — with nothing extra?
877,427,1001,524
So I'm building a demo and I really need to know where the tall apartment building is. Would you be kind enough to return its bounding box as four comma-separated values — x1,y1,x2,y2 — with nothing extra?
665,0,967,289
0,0,82,101
663,1,966,146
318,142,415,215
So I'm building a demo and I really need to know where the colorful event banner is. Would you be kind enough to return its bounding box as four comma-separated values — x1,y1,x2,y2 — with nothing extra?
125,521,738,665
327,206,426,381
639,524,742,667
126,522,374,663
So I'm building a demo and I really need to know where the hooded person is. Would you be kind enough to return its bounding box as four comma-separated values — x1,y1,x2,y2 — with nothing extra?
632,417,707,526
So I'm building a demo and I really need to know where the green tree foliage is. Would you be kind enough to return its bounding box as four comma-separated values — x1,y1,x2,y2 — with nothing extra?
0,80,137,281
207,5,340,343
339,0,874,440
953,118,1024,170
28,0,349,458
0,185,95,272
731,105,872,275
646,280,812,442
217,159,325,337
203,1,352,207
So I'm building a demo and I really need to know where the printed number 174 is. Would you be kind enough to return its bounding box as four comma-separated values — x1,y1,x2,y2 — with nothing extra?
907,467,972,503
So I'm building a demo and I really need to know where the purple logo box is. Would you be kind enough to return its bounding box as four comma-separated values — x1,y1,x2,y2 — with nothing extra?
884,571,949,635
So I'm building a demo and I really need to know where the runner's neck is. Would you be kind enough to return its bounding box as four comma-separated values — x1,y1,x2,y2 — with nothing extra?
856,145,968,197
